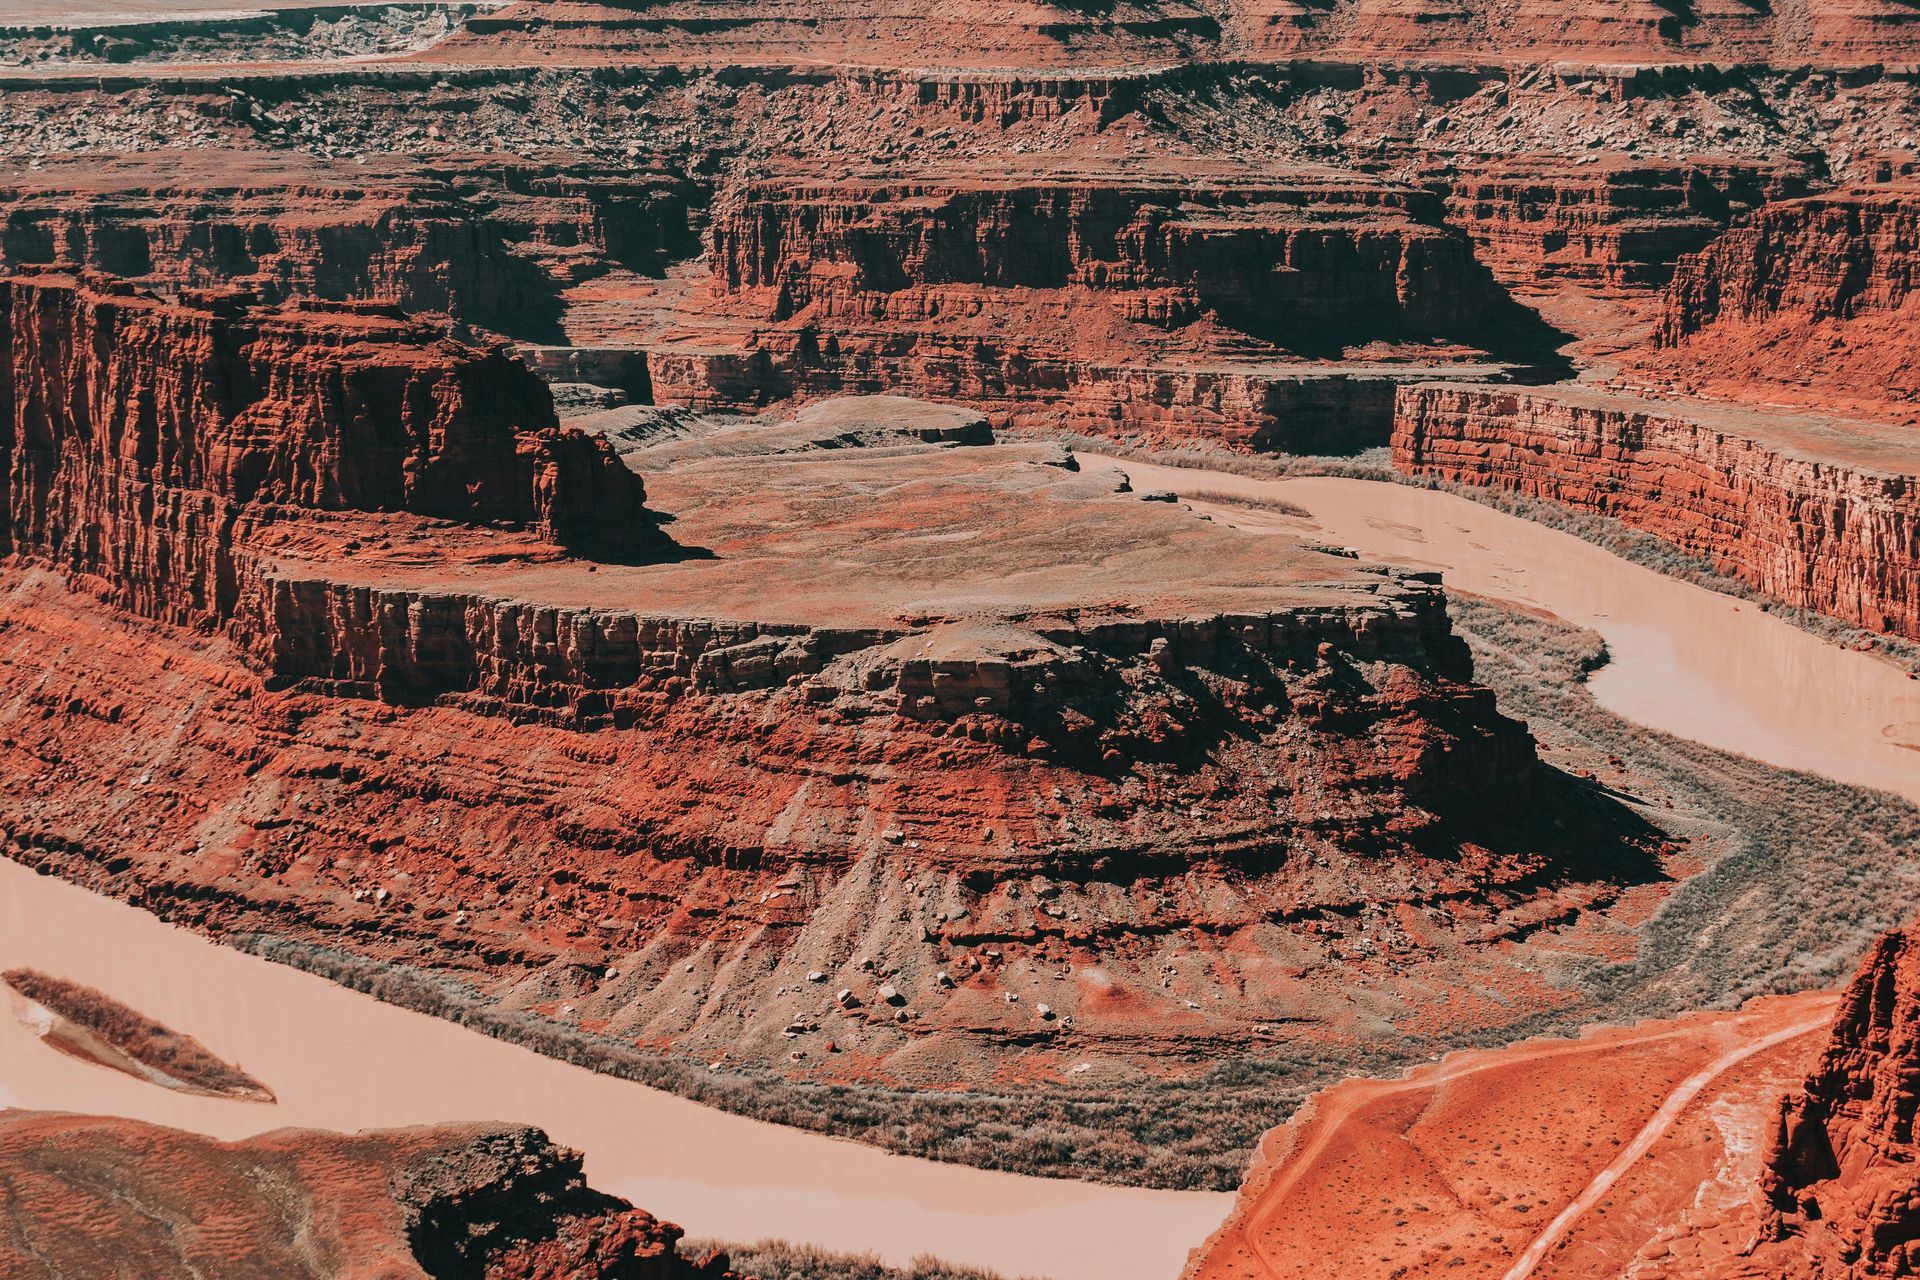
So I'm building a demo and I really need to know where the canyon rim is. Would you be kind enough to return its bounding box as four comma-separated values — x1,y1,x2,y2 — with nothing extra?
1,2,1920,1279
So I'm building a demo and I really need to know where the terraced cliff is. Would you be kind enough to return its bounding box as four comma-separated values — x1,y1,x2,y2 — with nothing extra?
1642,187,1920,420
1392,383,1920,640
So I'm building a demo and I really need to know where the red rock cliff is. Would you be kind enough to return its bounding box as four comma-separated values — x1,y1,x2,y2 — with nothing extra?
0,273,656,624
0,152,701,340
1440,155,1809,291
1391,383,1920,640
710,170,1500,342
1652,923,1920,1277
1644,188,1920,418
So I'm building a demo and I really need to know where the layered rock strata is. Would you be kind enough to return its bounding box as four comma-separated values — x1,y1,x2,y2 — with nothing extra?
1440,155,1810,291
1392,383,1920,640
0,347,1676,1080
709,170,1498,340
0,1112,737,1280
0,272,659,618
1644,187,1920,418
0,152,700,340
1755,925,1920,1276
617,166,1533,449
434,0,1920,66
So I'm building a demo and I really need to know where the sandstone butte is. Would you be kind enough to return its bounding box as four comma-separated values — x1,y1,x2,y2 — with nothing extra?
0,1111,741,1280
1183,913,1920,1280
4,268,1696,1089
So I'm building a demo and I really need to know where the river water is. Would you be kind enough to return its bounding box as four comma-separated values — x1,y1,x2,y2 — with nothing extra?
0,857,1228,1280
1088,458,1920,806
3,463,1917,1279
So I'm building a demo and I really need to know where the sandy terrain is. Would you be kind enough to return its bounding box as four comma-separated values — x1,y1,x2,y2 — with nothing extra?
1186,991,1838,1280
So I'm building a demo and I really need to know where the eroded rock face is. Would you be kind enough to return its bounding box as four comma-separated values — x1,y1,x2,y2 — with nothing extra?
0,272,659,623
1758,926,1920,1276
0,152,700,340
1392,383,1920,640
437,0,1920,66
0,343,1672,1083
1439,155,1810,291
710,170,1498,339
622,165,1534,449
0,1112,735,1280
1631,923,1920,1278
1643,187,1920,419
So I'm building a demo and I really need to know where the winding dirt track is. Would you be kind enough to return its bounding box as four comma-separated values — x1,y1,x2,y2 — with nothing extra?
1196,993,1837,1280
1495,1013,1833,1280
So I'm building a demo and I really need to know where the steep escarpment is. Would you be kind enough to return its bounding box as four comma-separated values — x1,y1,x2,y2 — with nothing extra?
1392,383,1920,640
0,1112,739,1280
1642,187,1920,419
0,272,658,624
0,152,701,341
604,165,1539,450
709,170,1496,338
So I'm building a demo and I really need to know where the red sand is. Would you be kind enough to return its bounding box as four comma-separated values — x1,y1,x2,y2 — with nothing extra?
1186,991,1838,1280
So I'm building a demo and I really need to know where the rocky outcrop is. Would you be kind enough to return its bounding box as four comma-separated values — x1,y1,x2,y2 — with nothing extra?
1636,922,1920,1278
1392,383,1920,640
710,169,1500,342
0,1112,739,1280
0,152,701,340
0,273,659,625
0,380,1690,1084
1759,925,1920,1276
1644,188,1920,417
1441,155,1809,290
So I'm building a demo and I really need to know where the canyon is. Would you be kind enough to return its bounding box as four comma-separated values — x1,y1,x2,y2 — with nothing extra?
1,1,1920,1278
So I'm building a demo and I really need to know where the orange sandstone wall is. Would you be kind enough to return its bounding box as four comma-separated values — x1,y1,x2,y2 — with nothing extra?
1391,383,1920,640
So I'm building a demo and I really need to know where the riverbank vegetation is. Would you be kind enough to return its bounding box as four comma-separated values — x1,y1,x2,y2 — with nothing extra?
222,603,1920,1191
684,1239,1029,1280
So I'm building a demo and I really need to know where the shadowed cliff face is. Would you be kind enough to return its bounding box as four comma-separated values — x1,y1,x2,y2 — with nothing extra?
0,1112,740,1280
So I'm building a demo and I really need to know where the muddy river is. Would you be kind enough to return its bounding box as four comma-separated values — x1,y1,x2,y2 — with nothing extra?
4,463,1917,1279
1091,458,1920,806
